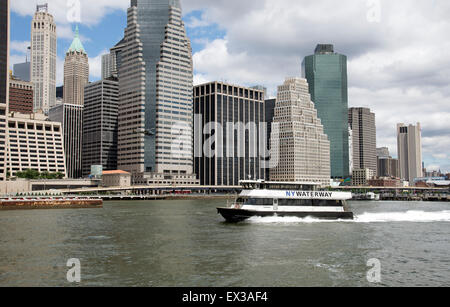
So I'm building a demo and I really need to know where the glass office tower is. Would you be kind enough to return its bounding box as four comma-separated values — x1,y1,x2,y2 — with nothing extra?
302,44,350,179
119,0,194,182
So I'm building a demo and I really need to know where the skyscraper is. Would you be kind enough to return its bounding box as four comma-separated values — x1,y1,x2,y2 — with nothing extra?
302,44,349,179
30,4,56,113
13,61,31,82
118,0,195,184
0,0,10,181
348,107,377,173
269,78,331,185
49,104,84,178
63,25,89,106
194,82,266,186
397,123,423,183
101,39,126,80
82,78,119,177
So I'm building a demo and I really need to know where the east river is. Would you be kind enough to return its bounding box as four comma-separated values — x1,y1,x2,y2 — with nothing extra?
0,200,449,287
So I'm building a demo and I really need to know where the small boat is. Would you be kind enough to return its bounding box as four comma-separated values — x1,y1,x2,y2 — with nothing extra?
218,180,354,223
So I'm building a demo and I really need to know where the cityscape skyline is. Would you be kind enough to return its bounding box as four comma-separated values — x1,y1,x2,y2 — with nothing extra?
7,0,450,173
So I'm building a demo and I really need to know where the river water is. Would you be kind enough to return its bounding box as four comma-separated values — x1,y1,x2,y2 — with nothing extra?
0,200,449,287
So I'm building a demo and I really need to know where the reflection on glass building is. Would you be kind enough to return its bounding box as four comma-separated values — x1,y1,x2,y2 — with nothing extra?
118,0,196,185
302,44,350,179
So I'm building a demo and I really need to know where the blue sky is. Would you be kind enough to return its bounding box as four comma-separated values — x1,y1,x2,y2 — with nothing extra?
10,8,225,84
9,1,450,173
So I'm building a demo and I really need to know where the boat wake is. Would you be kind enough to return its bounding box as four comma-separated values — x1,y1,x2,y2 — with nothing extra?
354,210,450,223
246,211,450,224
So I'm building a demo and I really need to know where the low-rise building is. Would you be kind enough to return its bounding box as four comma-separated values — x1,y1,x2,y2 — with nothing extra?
368,177,402,187
7,112,66,177
102,170,131,188
9,76,34,114
352,168,375,186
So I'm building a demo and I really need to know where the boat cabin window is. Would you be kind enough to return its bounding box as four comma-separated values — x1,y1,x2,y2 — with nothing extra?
238,198,343,207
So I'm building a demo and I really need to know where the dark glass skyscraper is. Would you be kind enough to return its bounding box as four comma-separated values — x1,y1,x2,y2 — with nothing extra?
302,44,350,178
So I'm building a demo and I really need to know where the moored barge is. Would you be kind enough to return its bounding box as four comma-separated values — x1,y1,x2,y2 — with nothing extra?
0,197,103,210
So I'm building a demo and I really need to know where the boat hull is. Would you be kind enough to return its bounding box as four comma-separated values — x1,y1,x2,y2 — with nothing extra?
217,207,354,223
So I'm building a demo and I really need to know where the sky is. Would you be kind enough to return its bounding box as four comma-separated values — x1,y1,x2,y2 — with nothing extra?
9,0,450,173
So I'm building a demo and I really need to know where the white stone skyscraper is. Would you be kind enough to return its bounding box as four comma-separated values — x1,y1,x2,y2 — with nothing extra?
118,0,196,185
397,123,423,183
63,25,89,106
270,77,331,185
30,4,56,113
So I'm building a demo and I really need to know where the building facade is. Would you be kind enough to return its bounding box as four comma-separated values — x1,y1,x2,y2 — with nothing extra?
377,157,400,178
13,61,31,82
352,168,375,186
302,44,349,179
397,123,423,183
102,170,132,188
7,112,66,177
30,4,56,113
348,107,377,173
82,78,119,177
0,0,10,181
102,39,126,80
49,104,84,178
101,53,114,80
9,76,34,114
63,26,89,106
264,98,276,180
269,77,331,185
377,147,390,159
118,0,195,184
194,82,266,186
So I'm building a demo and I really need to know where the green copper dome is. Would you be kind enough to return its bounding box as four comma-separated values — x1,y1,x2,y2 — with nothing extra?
67,25,86,54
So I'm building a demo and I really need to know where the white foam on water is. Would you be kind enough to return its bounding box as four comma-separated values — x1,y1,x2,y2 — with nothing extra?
246,216,340,224
245,211,450,224
354,210,450,223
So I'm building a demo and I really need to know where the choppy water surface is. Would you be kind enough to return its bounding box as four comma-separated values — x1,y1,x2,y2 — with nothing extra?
0,200,449,287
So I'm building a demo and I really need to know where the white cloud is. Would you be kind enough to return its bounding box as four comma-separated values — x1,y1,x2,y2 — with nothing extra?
187,0,450,172
11,0,128,26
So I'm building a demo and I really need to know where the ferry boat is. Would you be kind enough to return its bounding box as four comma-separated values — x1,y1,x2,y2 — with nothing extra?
218,181,354,222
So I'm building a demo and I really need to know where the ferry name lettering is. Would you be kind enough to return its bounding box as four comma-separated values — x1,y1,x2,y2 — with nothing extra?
286,191,333,198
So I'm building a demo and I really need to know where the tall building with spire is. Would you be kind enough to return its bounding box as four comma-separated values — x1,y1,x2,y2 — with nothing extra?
64,25,89,106
118,0,196,185
30,4,56,113
0,0,10,181
269,78,331,185
302,44,349,179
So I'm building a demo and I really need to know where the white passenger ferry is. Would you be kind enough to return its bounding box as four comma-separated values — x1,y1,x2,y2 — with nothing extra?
218,180,354,222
